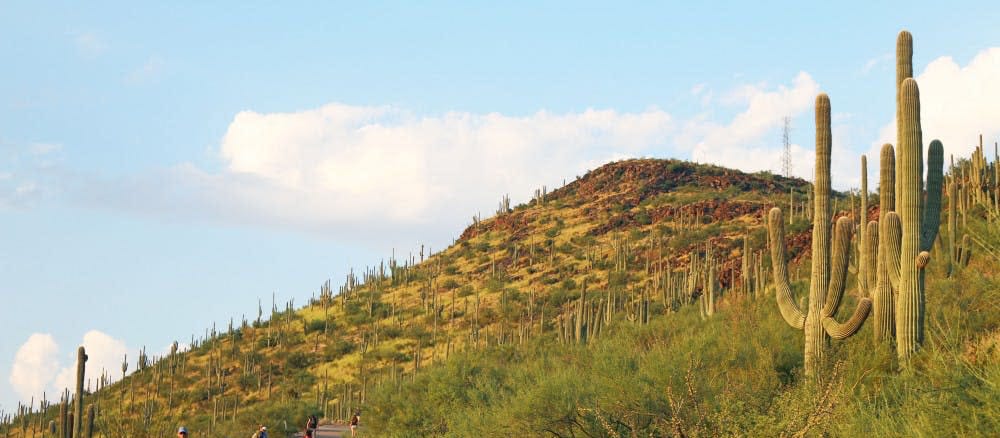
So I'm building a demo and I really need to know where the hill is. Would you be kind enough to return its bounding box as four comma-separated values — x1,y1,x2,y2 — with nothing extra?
4,144,999,437
1,156,818,436
3,31,999,438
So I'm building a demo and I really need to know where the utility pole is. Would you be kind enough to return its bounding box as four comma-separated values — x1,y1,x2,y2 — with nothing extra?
781,116,792,177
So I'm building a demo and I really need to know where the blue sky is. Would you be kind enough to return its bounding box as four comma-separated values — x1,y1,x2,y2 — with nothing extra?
2,1,999,411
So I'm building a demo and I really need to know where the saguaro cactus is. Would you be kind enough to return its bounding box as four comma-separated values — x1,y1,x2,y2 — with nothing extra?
867,31,944,353
768,94,872,377
84,405,94,438
872,144,898,342
947,181,964,276
73,346,87,438
894,78,944,360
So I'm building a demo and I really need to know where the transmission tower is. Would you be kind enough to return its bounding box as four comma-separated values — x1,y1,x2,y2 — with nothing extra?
781,116,792,177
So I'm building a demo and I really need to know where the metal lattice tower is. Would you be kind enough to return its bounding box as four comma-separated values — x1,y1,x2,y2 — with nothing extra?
781,116,792,177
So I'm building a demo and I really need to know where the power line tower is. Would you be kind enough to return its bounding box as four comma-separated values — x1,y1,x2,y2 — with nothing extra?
781,116,792,177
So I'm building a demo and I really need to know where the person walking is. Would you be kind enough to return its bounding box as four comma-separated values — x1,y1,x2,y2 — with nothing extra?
252,424,268,438
177,426,188,437
350,412,360,437
304,414,318,438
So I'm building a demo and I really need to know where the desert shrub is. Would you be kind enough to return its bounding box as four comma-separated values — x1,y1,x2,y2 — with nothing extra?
457,285,475,297
324,339,356,361
305,318,326,334
284,352,310,370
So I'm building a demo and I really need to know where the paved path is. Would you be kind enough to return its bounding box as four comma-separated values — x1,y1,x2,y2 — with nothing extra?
292,424,358,438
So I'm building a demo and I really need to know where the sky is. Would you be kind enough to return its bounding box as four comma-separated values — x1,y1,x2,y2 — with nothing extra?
2,1,999,412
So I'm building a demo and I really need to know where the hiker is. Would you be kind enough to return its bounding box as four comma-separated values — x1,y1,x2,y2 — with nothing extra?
177,426,188,437
305,414,318,437
252,424,268,438
350,412,360,437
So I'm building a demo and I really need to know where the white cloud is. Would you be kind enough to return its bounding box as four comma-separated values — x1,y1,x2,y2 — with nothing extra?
690,71,820,177
871,47,1000,168
8,331,130,406
66,71,830,242
9,334,60,401
52,331,129,393
73,104,677,241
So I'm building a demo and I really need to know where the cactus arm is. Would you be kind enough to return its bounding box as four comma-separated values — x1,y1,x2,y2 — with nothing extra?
880,144,896,214
921,140,944,252
768,208,806,329
858,155,869,293
822,297,873,339
873,144,896,343
822,217,854,317
883,212,902,290
895,30,913,205
861,221,878,295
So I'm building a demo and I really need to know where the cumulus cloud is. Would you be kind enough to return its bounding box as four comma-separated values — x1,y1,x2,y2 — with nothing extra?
690,71,820,177
52,331,129,393
8,331,130,405
61,71,831,243
73,104,677,241
871,47,1000,167
9,334,60,401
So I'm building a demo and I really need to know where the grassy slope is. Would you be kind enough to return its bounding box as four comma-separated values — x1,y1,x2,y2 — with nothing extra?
369,206,999,437
4,158,997,437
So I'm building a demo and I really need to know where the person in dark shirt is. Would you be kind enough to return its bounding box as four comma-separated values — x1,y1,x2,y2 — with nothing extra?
350,412,360,437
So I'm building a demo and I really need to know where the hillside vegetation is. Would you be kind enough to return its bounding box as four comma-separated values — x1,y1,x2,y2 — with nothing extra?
2,30,998,438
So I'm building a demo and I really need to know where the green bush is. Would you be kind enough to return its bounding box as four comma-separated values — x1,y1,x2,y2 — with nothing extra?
324,339,356,361
284,352,311,370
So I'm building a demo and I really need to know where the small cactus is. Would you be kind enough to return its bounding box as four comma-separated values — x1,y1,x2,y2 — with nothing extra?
948,181,960,275
84,405,94,438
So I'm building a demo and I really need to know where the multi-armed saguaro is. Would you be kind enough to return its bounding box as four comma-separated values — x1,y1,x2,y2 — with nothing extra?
866,30,944,361
851,31,944,363
768,93,872,377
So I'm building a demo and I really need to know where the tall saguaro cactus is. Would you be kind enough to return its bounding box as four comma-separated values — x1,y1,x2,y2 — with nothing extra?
768,94,873,376
866,31,945,356
73,347,87,438
894,78,944,360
